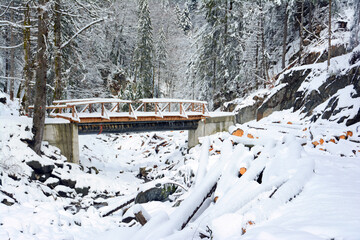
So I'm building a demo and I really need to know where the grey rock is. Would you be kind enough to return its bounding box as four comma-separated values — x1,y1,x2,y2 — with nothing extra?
75,186,90,196
26,160,55,174
135,184,177,204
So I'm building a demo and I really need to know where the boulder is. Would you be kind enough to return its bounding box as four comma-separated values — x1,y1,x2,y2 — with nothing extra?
75,186,90,196
51,170,77,188
135,184,177,204
44,177,60,189
26,159,55,174
55,185,76,198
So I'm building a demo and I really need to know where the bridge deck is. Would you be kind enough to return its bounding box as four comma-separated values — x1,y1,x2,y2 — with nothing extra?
33,98,210,124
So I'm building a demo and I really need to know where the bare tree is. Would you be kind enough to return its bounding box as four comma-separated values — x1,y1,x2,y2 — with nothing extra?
22,1,32,115
32,0,49,155
327,0,331,69
9,1,15,100
53,0,62,100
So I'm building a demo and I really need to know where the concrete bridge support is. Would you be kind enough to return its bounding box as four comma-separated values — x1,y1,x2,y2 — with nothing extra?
188,115,235,148
43,123,79,164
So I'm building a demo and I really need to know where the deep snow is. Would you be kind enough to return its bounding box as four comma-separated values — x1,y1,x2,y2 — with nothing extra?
0,91,360,239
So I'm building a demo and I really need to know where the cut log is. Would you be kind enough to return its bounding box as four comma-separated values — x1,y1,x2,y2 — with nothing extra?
247,134,254,139
232,129,244,137
287,121,292,124
312,141,319,147
239,167,247,175
181,183,217,230
346,131,353,137
134,211,148,226
102,198,135,217
319,138,324,145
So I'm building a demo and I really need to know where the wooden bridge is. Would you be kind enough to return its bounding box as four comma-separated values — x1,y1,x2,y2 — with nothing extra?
41,98,210,134
32,98,235,163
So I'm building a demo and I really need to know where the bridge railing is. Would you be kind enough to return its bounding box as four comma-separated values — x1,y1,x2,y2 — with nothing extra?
31,98,209,123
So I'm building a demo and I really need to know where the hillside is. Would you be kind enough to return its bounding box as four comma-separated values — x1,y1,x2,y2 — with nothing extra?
1,86,359,239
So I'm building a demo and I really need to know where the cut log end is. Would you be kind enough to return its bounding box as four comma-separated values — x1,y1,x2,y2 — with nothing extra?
312,141,319,147
346,131,353,137
239,167,247,175
134,211,147,226
247,134,254,139
232,129,244,137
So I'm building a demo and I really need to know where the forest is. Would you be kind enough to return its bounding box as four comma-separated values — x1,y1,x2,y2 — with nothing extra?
1,0,358,110
1,0,360,239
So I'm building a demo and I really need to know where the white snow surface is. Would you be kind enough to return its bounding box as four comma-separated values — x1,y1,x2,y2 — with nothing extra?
1,94,360,240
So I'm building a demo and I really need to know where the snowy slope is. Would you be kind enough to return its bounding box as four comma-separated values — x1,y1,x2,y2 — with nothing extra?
1,92,360,240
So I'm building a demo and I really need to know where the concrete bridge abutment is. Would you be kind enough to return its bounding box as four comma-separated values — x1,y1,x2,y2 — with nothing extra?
188,115,235,148
43,123,79,164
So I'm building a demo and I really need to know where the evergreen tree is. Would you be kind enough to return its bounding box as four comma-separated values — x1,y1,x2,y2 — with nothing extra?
135,0,154,98
156,27,167,97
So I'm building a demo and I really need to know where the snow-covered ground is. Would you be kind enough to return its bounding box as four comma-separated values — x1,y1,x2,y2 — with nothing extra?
1,91,360,239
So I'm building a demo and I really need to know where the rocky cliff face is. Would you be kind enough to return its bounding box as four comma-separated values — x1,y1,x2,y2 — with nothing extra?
225,46,360,126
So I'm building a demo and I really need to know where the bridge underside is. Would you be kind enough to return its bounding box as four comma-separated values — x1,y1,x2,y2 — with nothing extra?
78,120,199,135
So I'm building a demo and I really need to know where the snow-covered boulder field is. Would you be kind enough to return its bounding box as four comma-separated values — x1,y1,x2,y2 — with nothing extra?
1,91,360,239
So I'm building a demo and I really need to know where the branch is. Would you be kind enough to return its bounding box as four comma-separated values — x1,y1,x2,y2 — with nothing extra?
60,18,105,49
0,20,32,29
0,76,54,91
0,0,14,17
0,42,23,49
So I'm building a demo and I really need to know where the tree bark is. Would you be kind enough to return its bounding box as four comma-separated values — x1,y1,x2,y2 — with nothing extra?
327,0,331,69
23,2,31,115
282,2,288,69
260,0,267,84
9,2,15,101
32,0,49,155
53,0,62,100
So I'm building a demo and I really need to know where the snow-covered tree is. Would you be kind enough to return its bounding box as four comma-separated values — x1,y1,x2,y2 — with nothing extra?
134,0,155,98
155,27,167,97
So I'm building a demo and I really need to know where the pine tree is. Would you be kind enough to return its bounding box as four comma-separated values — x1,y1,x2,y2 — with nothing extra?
156,27,167,98
135,0,154,98
179,3,192,34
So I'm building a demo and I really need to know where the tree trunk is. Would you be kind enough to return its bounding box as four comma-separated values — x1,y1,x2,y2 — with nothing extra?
224,0,228,46
299,0,304,64
23,2,31,115
260,1,267,83
54,0,62,100
32,0,49,155
327,0,331,69
282,2,288,69
9,2,15,101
